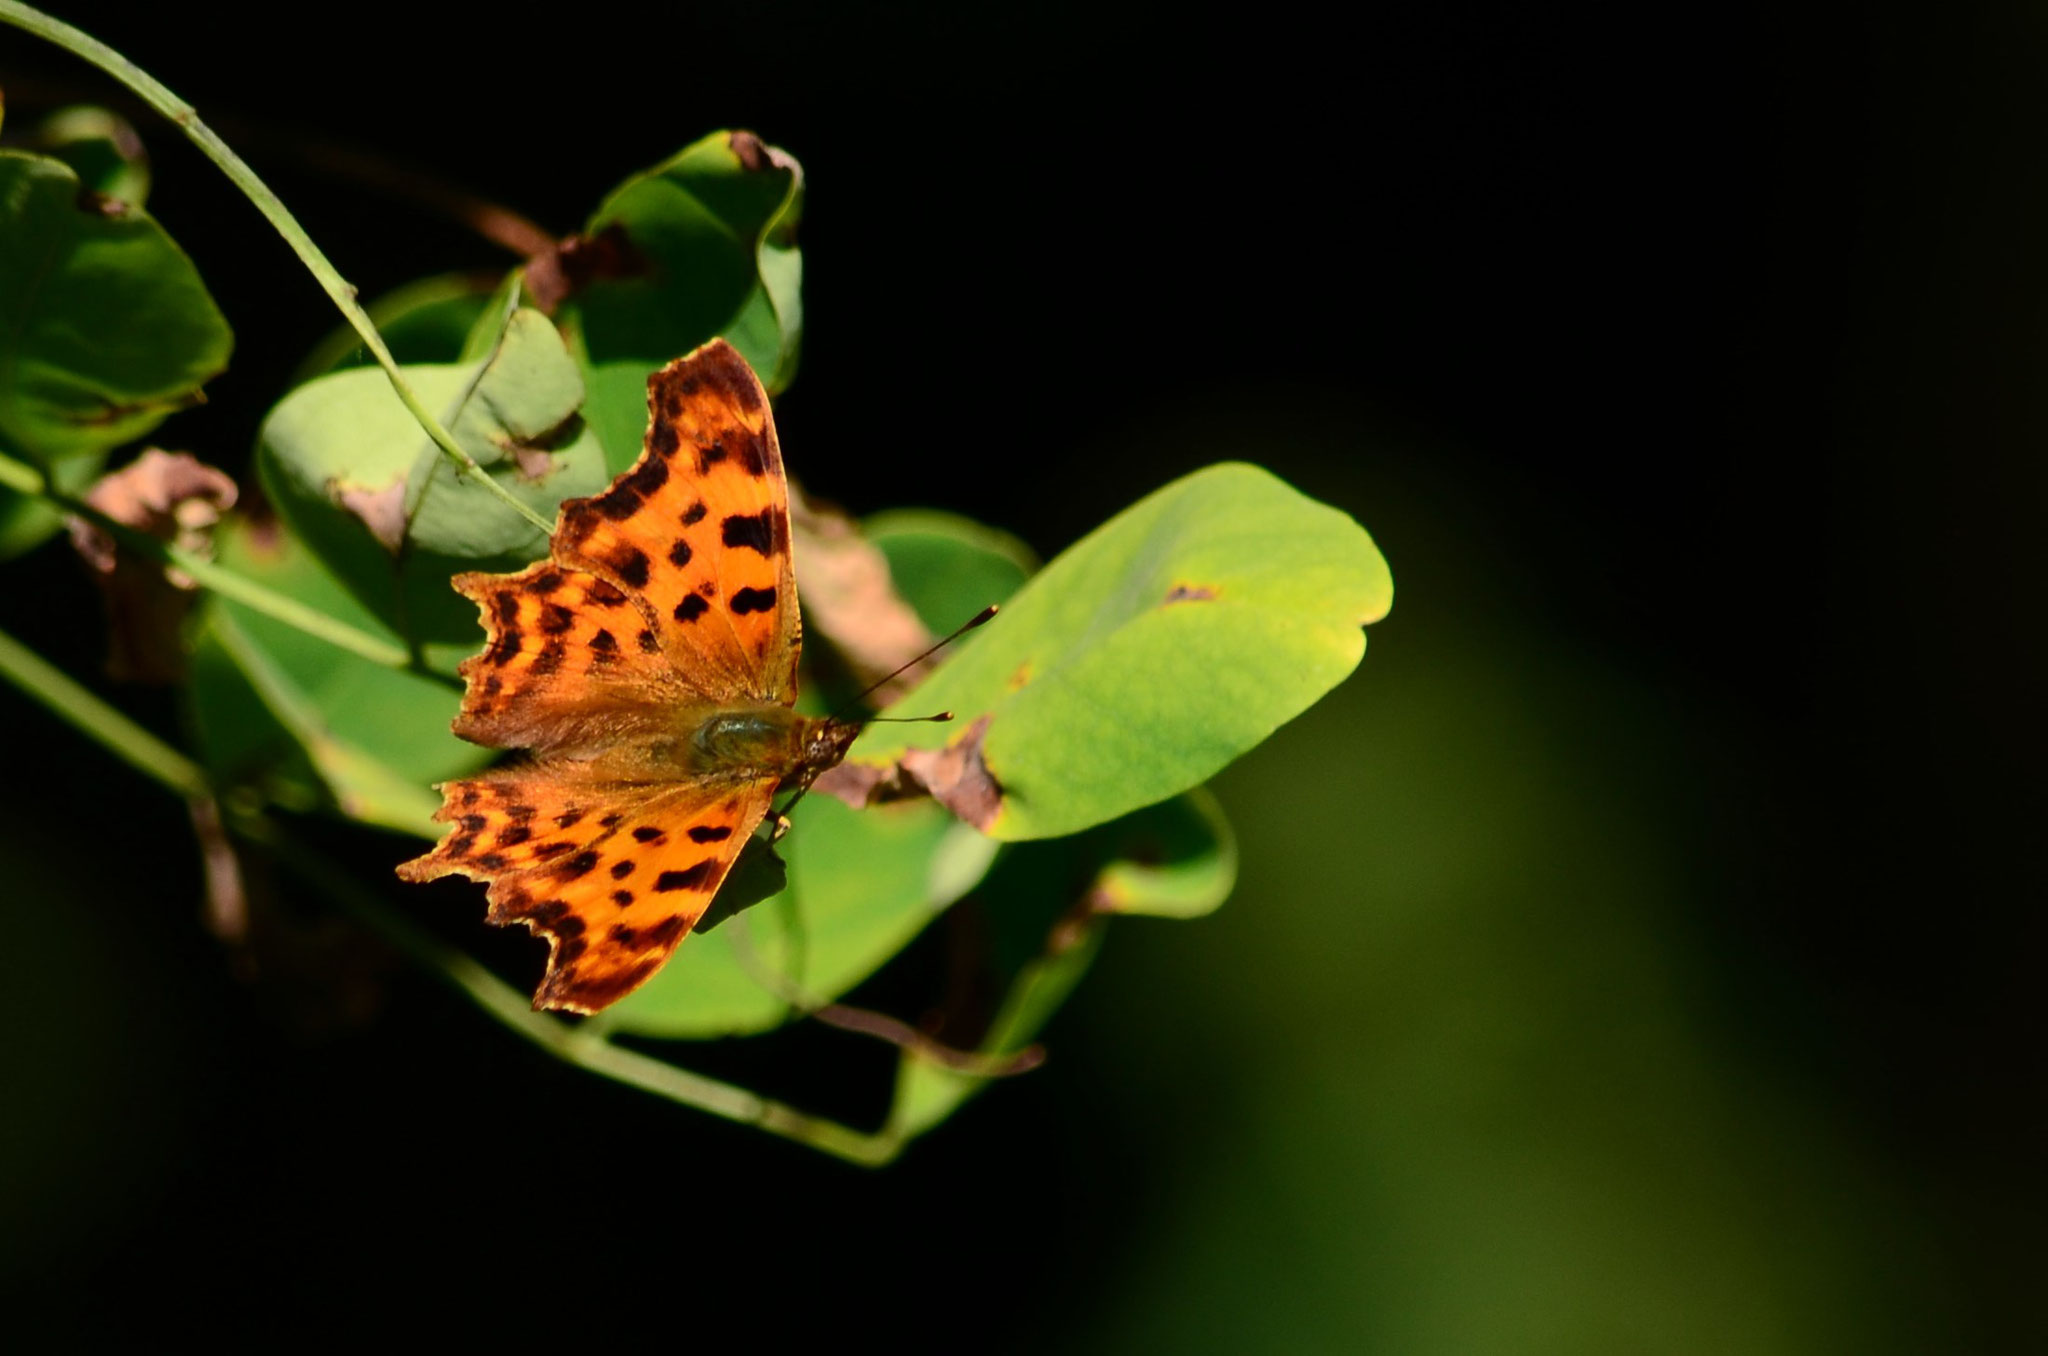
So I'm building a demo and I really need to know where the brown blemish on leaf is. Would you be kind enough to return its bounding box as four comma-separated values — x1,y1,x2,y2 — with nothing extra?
523,222,649,313
811,761,898,809
67,448,237,682
1164,583,1218,604
334,473,409,554
74,186,131,218
899,716,1001,829
1007,660,1033,691
729,130,772,172
819,716,1002,830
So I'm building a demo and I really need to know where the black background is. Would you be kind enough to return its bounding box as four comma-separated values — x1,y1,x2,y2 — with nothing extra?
2,1,2042,1347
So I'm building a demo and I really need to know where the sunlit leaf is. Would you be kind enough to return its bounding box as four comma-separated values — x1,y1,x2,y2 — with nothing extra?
852,462,1393,840
186,517,487,836
257,307,606,655
557,131,804,473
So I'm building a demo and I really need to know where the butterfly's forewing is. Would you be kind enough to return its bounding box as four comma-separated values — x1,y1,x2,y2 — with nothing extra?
554,340,801,706
398,759,781,1013
450,562,684,753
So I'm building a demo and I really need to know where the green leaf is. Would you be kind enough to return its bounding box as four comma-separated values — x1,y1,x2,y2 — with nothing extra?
866,509,1038,630
602,795,998,1039
885,789,1236,1140
0,451,101,560
559,131,804,473
0,151,231,464
1078,785,1238,919
257,307,607,654
186,516,489,836
288,273,499,386
21,106,150,209
851,462,1393,840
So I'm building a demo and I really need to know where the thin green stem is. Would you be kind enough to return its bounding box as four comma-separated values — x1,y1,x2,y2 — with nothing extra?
0,448,420,673
242,815,903,1167
0,621,209,797
0,613,889,1160
0,0,554,537
729,911,1045,1079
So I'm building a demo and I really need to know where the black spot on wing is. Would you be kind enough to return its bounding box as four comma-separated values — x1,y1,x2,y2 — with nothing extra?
730,586,777,615
650,420,680,459
673,594,709,623
611,546,650,590
668,539,693,568
721,511,776,555
486,627,524,664
632,826,663,843
654,861,720,892
732,434,767,476
622,452,669,498
681,502,707,527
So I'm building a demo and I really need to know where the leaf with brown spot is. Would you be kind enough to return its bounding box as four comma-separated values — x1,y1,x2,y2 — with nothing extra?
68,447,236,682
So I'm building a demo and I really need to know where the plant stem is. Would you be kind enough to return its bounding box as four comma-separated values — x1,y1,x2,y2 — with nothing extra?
244,815,904,1167
0,617,901,1165
0,448,420,673
0,0,554,537
0,621,210,797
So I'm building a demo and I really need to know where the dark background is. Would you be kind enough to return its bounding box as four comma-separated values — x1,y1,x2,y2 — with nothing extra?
3,1,2042,1347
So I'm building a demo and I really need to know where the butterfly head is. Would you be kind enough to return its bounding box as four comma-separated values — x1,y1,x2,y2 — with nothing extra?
796,715,865,782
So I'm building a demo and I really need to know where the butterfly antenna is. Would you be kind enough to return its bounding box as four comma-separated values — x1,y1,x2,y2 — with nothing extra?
832,603,999,719
771,608,998,838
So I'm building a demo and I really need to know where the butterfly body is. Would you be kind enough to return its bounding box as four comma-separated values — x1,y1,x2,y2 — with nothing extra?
399,338,855,1015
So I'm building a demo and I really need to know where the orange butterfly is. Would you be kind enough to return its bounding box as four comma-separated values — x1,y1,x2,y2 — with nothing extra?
398,339,861,1014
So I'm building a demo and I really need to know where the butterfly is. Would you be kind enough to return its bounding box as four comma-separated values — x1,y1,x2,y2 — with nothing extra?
397,338,862,1014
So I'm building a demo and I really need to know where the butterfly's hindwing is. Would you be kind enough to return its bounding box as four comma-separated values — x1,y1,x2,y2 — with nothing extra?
399,760,780,1013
